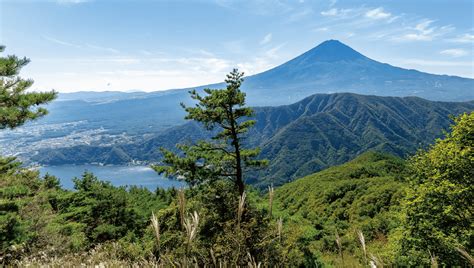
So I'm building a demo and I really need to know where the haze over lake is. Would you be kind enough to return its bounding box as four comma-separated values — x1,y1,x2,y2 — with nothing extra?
39,165,184,190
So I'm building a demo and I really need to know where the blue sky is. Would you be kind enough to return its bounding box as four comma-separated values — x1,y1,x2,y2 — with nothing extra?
1,0,473,92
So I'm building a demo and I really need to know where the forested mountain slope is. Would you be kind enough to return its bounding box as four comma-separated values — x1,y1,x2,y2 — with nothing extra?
33,93,474,187
271,151,407,264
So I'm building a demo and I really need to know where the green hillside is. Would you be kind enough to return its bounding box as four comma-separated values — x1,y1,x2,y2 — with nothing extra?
271,151,408,265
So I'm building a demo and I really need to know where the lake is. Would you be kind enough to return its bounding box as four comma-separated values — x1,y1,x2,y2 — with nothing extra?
39,165,185,190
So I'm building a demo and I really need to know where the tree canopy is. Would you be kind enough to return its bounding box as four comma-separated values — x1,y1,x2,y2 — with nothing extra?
398,112,473,266
0,45,56,129
153,69,267,195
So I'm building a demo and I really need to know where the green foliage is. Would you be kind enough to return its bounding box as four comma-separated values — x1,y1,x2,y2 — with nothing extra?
396,112,474,266
56,172,171,248
154,69,267,195
0,158,69,261
271,151,408,265
0,45,56,129
3,145,470,266
0,162,172,263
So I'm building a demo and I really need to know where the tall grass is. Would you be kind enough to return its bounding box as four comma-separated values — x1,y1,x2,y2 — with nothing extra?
455,247,474,265
184,211,199,247
268,185,274,219
237,191,246,230
369,253,383,268
177,188,186,229
151,211,160,251
357,229,367,265
429,250,438,268
335,231,343,263
247,252,261,268
183,211,199,266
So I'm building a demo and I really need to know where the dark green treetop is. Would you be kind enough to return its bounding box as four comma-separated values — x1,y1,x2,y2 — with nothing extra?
153,69,267,196
0,45,57,129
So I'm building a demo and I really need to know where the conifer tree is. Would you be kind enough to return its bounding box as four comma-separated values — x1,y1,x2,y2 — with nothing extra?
0,45,57,129
153,69,267,196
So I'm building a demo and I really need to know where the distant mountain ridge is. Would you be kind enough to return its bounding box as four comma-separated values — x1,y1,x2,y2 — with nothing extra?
40,40,474,132
60,40,474,105
240,40,473,104
33,93,474,187
35,39,473,136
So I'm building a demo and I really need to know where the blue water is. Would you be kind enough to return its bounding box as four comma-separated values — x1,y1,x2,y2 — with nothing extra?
39,165,185,190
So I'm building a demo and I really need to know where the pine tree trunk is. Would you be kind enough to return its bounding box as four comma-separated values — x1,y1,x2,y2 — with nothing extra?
233,132,245,196
229,107,245,196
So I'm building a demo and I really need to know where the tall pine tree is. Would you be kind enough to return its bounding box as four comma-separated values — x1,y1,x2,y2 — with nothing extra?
0,45,57,129
153,69,267,196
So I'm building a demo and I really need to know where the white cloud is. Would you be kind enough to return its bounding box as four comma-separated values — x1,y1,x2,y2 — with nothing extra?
198,49,215,57
402,33,432,41
397,20,454,41
320,7,352,17
42,36,120,54
450,33,474,43
365,7,391,20
264,43,285,59
440,48,468,57
313,27,329,32
260,33,273,45
42,35,81,48
386,15,400,24
320,8,337,16
86,44,120,54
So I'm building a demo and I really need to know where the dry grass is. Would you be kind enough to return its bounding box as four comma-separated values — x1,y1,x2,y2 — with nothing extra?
13,243,160,267
268,185,274,219
357,230,367,265
184,211,200,248
151,211,160,250
429,250,438,268
14,243,265,268
237,192,246,230
335,231,343,262
369,253,383,268
247,252,261,268
277,217,283,243
455,247,474,265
